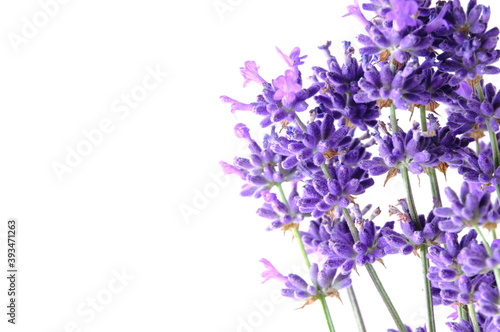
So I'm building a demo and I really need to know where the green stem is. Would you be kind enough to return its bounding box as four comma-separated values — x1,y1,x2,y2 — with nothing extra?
398,165,422,229
343,209,406,331
420,245,436,332
459,305,469,321
476,82,500,200
485,120,500,198
276,183,336,332
486,118,500,167
365,264,408,332
295,115,307,132
390,103,398,133
318,295,336,332
395,104,435,331
419,106,441,206
419,105,427,131
467,303,480,332
473,225,500,289
347,286,366,332
343,208,360,242
291,227,311,269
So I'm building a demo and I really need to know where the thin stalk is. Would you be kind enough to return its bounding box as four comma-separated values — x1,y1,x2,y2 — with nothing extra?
419,105,441,205
390,103,398,133
276,183,336,332
420,245,436,332
295,115,307,132
318,295,336,332
291,227,311,269
398,165,422,229
319,163,365,331
459,305,469,321
476,82,500,200
473,225,500,289
486,120,500,199
347,285,367,332
365,264,408,332
392,104,434,331
467,303,480,332
343,208,360,242
343,209,406,332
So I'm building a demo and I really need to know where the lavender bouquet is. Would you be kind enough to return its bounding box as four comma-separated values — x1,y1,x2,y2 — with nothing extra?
220,0,500,331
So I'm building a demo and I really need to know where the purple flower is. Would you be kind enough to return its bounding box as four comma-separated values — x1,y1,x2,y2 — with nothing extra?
221,49,319,127
354,61,431,110
273,68,303,108
359,124,469,176
277,114,353,169
457,240,490,276
447,81,500,136
427,231,478,305
387,325,426,332
260,258,287,283
446,319,474,332
220,124,297,198
219,96,253,113
260,259,350,302
296,165,374,218
259,185,304,231
476,281,500,321
431,1,500,82
312,41,380,130
344,0,371,29
385,0,419,31
434,182,498,232
276,47,307,68
240,61,267,87
458,238,500,276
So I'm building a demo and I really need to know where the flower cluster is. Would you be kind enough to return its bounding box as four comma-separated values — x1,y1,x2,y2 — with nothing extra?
221,0,500,331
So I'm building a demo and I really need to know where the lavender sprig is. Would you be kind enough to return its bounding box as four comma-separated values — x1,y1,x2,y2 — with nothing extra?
221,1,500,331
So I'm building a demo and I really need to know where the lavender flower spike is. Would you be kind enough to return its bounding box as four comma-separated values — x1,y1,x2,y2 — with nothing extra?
384,0,419,31
241,61,266,87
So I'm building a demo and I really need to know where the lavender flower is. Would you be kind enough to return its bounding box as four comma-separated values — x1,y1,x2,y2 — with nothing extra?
387,325,426,332
240,61,266,87
431,0,500,82
434,182,498,232
276,114,353,169
260,259,351,302
446,319,474,332
427,231,478,305
222,3,500,329
221,47,319,127
220,124,298,198
360,123,469,177
296,164,374,217
476,281,500,317
354,60,432,110
312,41,380,130
447,81,500,136
258,185,304,231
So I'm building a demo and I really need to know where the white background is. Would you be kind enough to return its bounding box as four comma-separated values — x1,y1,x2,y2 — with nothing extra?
0,0,498,331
